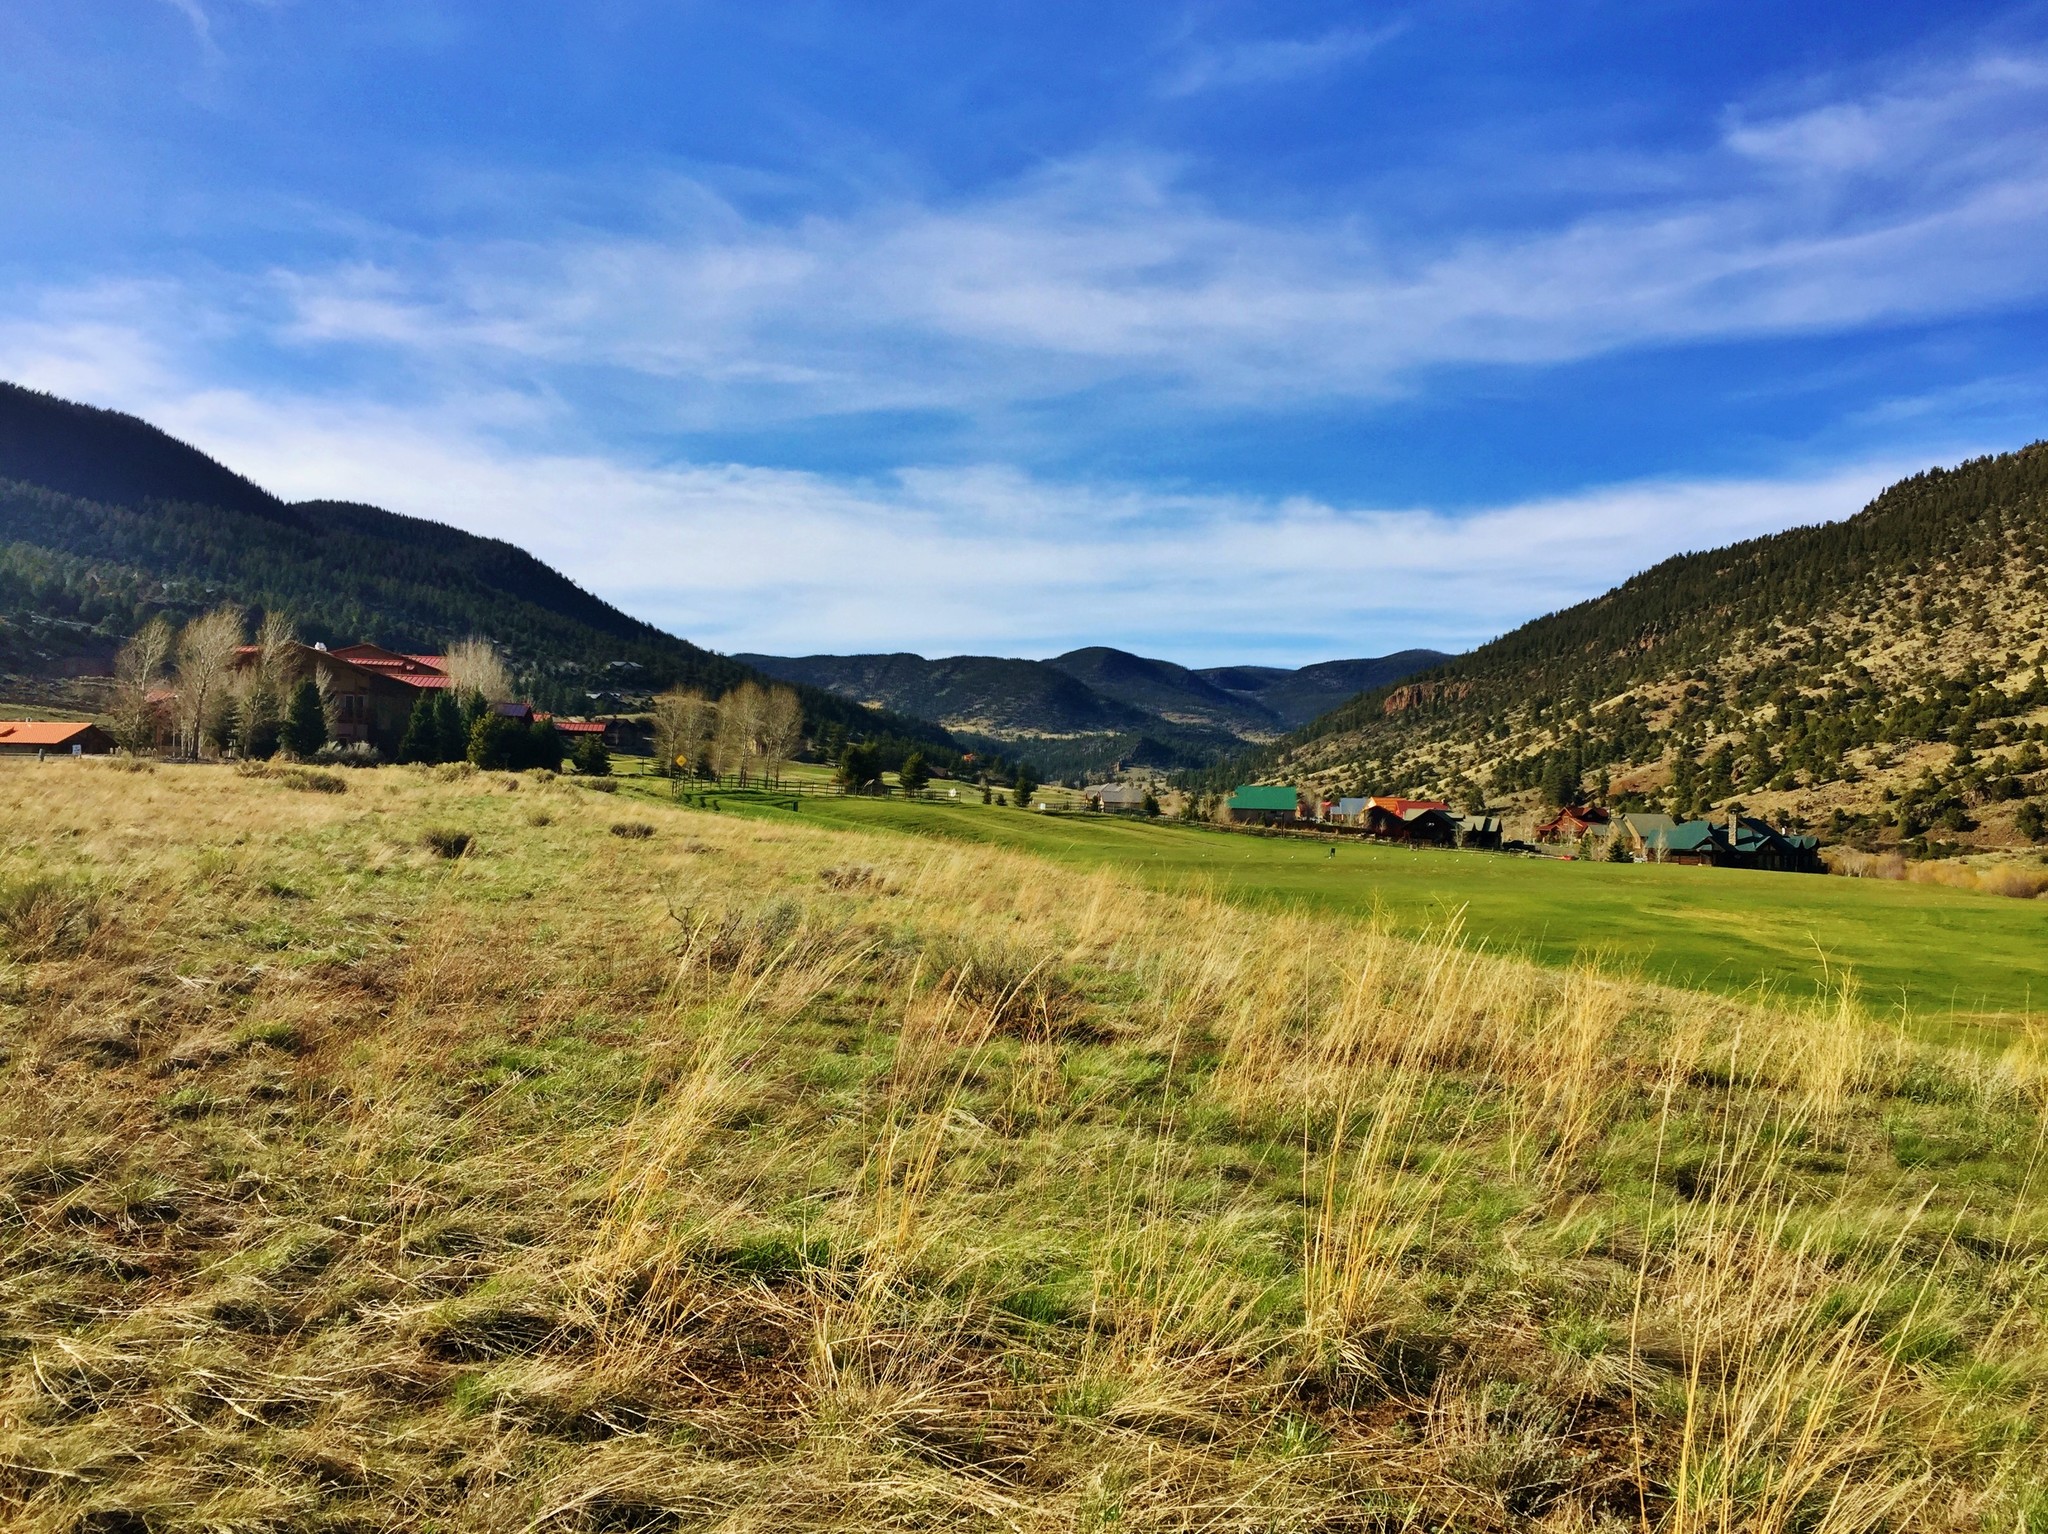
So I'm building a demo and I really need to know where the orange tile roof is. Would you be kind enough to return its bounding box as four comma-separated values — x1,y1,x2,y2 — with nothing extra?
0,721,100,745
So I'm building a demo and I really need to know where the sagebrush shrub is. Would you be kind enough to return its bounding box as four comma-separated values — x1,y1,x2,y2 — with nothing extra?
423,827,473,858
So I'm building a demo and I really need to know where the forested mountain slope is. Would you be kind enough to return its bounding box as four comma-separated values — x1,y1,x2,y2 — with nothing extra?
1040,648,1280,737
1193,651,1451,731
0,382,949,747
734,649,1233,775
739,645,1448,777
737,651,1157,737
1243,446,2048,854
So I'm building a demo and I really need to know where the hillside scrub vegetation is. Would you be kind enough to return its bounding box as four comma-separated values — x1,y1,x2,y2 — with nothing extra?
1242,443,2048,857
4,762,2048,1529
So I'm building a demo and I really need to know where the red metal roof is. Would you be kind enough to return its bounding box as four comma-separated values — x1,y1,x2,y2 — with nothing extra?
0,721,101,745
552,719,607,734
326,643,454,688
329,643,448,674
1364,796,1449,816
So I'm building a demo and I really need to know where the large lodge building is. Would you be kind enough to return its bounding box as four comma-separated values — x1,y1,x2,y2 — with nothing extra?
278,643,457,749
249,643,633,753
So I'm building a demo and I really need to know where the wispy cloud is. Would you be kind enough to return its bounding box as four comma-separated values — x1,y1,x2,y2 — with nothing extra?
1160,24,1402,97
248,46,2048,424
156,0,225,65
0,308,1933,663
158,0,214,44
0,27,2035,664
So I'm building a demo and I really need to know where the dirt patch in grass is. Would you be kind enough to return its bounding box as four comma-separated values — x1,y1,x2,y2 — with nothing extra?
423,827,474,858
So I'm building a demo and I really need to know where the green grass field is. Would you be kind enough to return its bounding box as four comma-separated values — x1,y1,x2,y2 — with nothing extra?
18,760,2048,1526
614,771,2048,1034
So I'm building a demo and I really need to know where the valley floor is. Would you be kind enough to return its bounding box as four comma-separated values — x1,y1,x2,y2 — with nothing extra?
4,759,2048,1531
615,769,2048,1037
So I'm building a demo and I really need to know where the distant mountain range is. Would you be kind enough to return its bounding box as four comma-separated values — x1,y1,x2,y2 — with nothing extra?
736,646,1447,776
0,381,951,749
0,378,1453,778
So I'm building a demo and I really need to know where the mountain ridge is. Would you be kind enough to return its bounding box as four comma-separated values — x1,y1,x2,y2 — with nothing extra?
1235,445,2048,854
0,381,953,750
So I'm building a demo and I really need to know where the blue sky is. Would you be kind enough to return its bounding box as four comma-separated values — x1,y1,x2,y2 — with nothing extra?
4,2,2048,665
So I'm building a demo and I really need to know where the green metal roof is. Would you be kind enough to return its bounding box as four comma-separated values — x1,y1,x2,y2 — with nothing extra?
1653,821,1720,853
1228,784,1299,811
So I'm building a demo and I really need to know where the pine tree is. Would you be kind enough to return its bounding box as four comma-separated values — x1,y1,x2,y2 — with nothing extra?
836,743,881,791
281,679,328,757
1541,755,1580,808
2018,799,2046,842
467,712,519,770
527,719,564,772
397,693,439,764
434,692,467,763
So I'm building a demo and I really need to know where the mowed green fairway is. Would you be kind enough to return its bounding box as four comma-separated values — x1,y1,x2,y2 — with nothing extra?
621,777,2048,1036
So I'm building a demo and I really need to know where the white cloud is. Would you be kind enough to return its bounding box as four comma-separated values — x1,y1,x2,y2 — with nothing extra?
0,312,1924,665
1724,53,2048,177
243,47,2048,420
0,37,2033,667
191,404,1914,665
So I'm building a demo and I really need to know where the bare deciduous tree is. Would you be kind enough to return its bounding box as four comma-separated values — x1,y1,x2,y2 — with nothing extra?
711,680,765,783
254,611,298,682
442,637,513,704
651,687,715,778
760,685,804,785
174,605,246,758
227,611,301,757
109,615,177,753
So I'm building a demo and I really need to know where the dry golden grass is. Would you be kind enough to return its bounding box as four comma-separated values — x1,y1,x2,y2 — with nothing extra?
1827,847,2048,900
3,759,2047,1531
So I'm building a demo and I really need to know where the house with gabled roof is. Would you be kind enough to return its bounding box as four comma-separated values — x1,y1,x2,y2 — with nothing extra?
1226,784,1301,825
1620,812,1715,864
1722,814,1823,873
1455,813,1503,849
1535,804,1612,844
0,720,116,756
1360,796,1458,845
223,641,458,751
1620,811,1821,871
1088,784,1149,813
